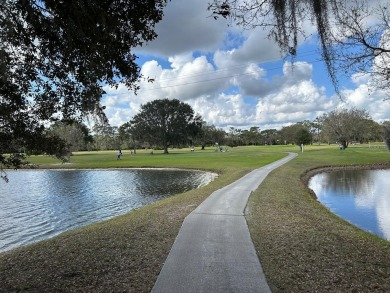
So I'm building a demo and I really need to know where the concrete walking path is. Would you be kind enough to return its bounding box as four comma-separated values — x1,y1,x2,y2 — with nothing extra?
152,153,297,293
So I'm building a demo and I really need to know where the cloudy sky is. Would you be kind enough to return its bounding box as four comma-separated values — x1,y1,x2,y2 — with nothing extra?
102,0,390,130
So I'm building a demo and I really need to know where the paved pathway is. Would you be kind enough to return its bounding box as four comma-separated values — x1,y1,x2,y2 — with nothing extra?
152,153,297,293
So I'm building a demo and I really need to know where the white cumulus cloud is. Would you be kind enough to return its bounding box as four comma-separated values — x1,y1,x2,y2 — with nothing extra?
100,0,390,129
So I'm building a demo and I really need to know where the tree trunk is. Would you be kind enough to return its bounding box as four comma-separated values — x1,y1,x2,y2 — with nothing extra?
341,140,348,149
163,146,169,154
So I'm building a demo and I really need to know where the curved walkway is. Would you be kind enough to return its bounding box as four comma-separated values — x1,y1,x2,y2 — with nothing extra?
152,152,297,293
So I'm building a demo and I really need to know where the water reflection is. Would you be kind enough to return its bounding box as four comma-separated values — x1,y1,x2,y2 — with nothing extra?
0,169,217,253
309,169,390,241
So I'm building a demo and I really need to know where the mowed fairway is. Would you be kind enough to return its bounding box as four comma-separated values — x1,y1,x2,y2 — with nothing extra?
26,146,285,171
1,144,390,292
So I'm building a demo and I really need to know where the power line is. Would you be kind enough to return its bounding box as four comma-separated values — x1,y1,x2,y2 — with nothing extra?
138,50,319,85
137,51,322,92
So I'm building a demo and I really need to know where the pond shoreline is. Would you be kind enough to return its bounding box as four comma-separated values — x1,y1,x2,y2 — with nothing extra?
306,166,390,241
301,162,390,199
19,164,218,173
247,151,390,292
0,166,249,292
1,168,217,254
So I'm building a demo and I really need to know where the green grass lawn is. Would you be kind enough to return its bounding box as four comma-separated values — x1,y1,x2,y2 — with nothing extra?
1,144,389,292
26,146,289,172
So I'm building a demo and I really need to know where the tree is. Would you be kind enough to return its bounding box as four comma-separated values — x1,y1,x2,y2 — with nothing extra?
209,0,390,96
362,119,383,143
280,124,304,145
321,108,371,149
119,122,138,153
129,99,203,154
302,120,319,144
92,124,119,151
0,0,167,172
226,127,243,147
49,121,93,152
331,2,390,95
312,116,323,144
295,128,312,151
383,121,390,151
210,127,227,146
261,129,279,145
197,123,226,150
242,126,263,145
279,123,312,147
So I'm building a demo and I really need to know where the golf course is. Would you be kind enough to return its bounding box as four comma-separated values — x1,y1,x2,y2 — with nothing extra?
1,144,389,292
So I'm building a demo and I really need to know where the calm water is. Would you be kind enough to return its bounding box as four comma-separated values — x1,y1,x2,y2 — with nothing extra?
309,169,390,241
0,169,217,253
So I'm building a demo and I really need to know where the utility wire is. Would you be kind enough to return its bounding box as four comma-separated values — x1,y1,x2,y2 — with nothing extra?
137,51,323,92
138,50,319,85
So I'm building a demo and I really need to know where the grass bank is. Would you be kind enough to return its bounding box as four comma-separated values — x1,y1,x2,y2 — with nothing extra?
246,144,390,292
0,146,285,292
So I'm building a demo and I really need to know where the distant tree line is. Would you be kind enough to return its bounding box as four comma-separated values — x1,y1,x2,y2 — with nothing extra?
3,100,389,170
41,102,389,156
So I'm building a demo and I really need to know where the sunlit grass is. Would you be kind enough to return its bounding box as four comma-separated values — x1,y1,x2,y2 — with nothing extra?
27,145,292,171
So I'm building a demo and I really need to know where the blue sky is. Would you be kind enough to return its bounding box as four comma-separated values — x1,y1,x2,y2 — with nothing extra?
101,0,390,130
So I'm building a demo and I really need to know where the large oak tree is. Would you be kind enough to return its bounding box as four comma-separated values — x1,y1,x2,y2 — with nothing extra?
129,99,202,154
321,108,372,149
0,0,167,177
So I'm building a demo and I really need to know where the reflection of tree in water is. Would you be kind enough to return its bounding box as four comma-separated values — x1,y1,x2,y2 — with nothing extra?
132,170,208,199
316,169,390,240
325,170,375,198
376,171,390,240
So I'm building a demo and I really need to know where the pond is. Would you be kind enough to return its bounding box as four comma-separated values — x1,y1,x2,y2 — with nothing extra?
0,168,217,253
309,169,390,241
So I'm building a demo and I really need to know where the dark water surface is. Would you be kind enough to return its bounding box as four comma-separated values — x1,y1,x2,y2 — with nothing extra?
0,169,217,253
309,169,390,241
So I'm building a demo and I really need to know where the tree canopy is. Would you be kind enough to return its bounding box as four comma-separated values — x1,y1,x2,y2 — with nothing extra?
295,128,312,150
129,99,202,154
209,0,390,96
196,123,226,150
321,108,371,149
383,121,390,150
0,0,167,173
49,121,93,153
